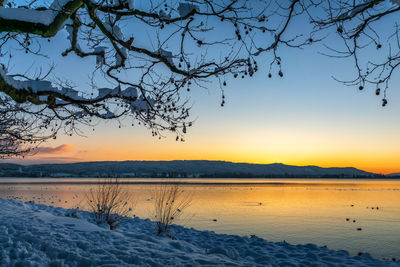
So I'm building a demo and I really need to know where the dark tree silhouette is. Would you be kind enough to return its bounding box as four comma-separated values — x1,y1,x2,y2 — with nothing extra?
0,0,398,157
307,0,400,106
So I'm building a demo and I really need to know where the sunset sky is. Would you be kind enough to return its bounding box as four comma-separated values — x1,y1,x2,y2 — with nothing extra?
4,5,400,174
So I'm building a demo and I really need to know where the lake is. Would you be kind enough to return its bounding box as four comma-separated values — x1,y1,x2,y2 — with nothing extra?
0,178,399,260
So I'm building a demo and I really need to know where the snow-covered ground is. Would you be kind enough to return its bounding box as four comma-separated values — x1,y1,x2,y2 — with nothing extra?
0,198,398,266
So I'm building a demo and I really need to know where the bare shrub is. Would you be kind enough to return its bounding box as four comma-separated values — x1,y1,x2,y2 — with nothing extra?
152,183,192,235
86,178,133,230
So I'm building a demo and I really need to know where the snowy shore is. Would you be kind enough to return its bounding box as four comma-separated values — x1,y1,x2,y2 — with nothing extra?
0,198,398,266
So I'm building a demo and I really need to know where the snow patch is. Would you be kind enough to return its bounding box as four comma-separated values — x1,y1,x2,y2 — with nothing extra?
0,0,73,26
159,9,171,19
336,1,375,20
49,0,72,11
116,47,127,66
103,17,124,41
0,7,57,26
391,0,400,6
94,46,107,65
159,48,174,65
121,86,138,98
121,0,134,10
177,3,200,17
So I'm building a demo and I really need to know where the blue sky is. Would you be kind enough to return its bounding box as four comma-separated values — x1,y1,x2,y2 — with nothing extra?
3,1,400,173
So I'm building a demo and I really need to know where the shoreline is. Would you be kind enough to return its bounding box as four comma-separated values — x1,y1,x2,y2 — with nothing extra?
0,177,400,187
0,198,399,266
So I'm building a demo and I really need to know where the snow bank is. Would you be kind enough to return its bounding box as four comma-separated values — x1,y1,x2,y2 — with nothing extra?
0,198,398,266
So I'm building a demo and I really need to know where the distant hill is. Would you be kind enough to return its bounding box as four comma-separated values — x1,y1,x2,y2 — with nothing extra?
387,172,400,177
0,160,379,178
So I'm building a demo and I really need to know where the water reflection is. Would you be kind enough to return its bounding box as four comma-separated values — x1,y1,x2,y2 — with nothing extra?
0,178,399,260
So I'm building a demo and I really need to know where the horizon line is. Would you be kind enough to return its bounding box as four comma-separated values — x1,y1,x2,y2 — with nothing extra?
2,159,397,174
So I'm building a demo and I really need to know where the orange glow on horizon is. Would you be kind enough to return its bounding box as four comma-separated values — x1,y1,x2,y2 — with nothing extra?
12,122,400,175
28,151,399,175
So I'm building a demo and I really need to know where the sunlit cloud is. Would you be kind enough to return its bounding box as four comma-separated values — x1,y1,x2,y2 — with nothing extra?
35,144,77,155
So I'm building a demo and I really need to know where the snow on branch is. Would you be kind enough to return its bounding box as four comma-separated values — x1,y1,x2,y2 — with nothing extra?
0,0,82,36
0,64,152,109
0,7,57,25
391,0,400,6
177,3,199,17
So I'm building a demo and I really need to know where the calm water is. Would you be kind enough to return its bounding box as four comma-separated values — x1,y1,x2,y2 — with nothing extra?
0,178,399,260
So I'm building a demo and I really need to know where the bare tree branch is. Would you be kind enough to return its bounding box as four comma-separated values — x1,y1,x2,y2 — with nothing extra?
1,0,397,157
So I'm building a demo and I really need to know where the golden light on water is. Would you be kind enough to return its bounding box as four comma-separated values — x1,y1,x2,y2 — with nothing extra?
1,179,399,258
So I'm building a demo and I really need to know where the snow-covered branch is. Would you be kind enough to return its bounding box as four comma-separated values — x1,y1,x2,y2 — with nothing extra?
0,0,83,37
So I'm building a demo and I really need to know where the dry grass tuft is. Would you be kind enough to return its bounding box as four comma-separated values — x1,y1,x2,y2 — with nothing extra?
153,183,192,234
86,178,134,229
